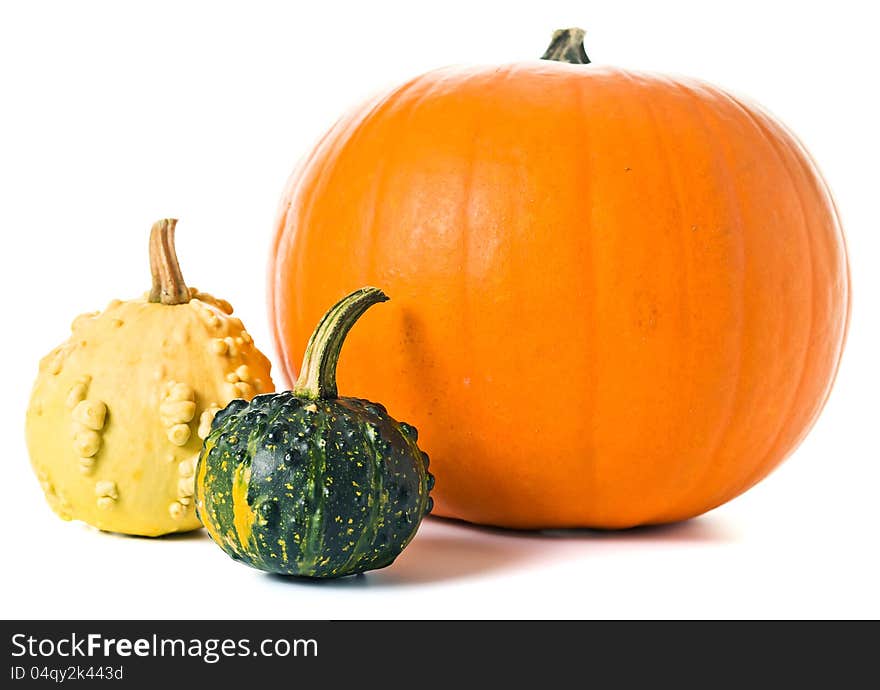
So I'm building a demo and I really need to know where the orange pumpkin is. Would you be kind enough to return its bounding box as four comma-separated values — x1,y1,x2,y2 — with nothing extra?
269,29,850,529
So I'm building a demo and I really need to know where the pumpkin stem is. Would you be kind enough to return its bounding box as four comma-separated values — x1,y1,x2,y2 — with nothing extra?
293,287,389,400
148,218,191,305
541,27,591,64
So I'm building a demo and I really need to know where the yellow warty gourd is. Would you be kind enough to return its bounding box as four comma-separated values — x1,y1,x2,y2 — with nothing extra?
25,219,274,536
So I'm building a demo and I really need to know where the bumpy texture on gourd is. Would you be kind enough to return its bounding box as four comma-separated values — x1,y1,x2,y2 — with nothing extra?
195,287,434,577
25,219,274,536
196,393,433,577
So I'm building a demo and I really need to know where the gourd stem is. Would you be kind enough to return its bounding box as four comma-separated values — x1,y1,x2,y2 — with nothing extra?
148,218,191,305
293,287,389,400
541,27,591,64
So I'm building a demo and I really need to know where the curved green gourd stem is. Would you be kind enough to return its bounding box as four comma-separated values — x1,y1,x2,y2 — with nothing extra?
293,287,389,400
541,27,591,65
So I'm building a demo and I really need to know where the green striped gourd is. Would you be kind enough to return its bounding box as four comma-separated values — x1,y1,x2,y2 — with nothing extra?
194,287,434,577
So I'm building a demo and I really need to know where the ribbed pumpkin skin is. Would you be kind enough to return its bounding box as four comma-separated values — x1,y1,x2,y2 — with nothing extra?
269,63,850,529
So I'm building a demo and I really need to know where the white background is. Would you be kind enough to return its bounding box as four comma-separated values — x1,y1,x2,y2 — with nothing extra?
1,0,878,619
